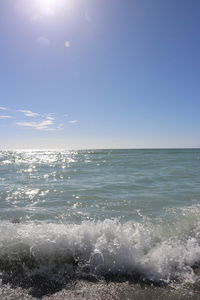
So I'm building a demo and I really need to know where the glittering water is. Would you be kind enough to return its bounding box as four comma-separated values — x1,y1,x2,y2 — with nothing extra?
1,149,200,222
1,149,200,299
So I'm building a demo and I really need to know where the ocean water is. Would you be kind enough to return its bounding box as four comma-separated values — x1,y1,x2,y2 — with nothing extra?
1,149,200,299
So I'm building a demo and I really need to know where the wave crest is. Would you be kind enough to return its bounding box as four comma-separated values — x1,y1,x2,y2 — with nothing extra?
0,215,200,287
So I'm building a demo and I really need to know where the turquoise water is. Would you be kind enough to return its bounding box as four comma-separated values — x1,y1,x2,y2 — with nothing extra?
1,149,200,299
1,149,200,222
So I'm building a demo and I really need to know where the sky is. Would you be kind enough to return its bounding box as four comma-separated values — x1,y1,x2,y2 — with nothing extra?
0,0,200,149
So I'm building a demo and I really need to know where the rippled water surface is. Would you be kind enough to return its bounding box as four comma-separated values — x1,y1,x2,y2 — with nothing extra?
1,149,200,222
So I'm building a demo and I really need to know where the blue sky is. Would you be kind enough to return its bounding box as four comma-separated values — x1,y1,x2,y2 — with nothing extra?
0,0,200,149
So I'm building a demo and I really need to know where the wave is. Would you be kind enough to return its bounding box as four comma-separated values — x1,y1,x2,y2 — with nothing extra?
1,208,200,288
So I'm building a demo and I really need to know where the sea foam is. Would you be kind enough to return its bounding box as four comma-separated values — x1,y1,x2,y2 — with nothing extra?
0,209,200,286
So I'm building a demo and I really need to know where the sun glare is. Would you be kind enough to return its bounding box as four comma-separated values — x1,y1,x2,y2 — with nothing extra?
35,0,71,16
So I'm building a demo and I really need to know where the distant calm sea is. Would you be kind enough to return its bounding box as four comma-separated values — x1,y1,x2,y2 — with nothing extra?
1,149,200,299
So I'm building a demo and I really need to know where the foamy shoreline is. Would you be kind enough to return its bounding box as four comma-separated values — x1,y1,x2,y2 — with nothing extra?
1,280,200,300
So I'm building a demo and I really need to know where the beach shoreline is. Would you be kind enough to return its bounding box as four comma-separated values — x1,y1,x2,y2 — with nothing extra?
1,280,200,300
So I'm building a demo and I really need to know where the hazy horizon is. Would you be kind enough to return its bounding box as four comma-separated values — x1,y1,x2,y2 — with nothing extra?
1,147,200,151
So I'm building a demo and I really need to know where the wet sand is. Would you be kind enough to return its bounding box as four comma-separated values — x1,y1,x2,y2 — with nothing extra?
1,280,200,300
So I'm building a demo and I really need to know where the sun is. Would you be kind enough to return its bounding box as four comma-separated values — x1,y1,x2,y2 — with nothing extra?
35,0,71,16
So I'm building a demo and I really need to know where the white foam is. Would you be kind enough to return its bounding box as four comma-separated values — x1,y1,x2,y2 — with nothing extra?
0,213,200,284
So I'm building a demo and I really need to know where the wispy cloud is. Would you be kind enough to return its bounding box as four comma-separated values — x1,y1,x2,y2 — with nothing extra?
0,106,75,131
16,119,54,130
18,110,41,117
45,114,55,121
0,115,13,119
68,120,78,124
16,110,63,131
56,124,64,130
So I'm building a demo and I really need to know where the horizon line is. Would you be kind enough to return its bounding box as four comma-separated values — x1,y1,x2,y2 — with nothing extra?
0,147,200,151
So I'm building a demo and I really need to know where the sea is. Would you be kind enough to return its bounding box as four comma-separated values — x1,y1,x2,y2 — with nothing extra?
0,148,200,299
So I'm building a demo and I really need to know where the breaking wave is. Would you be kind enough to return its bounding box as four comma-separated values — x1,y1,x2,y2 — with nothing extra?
1,206,200,289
